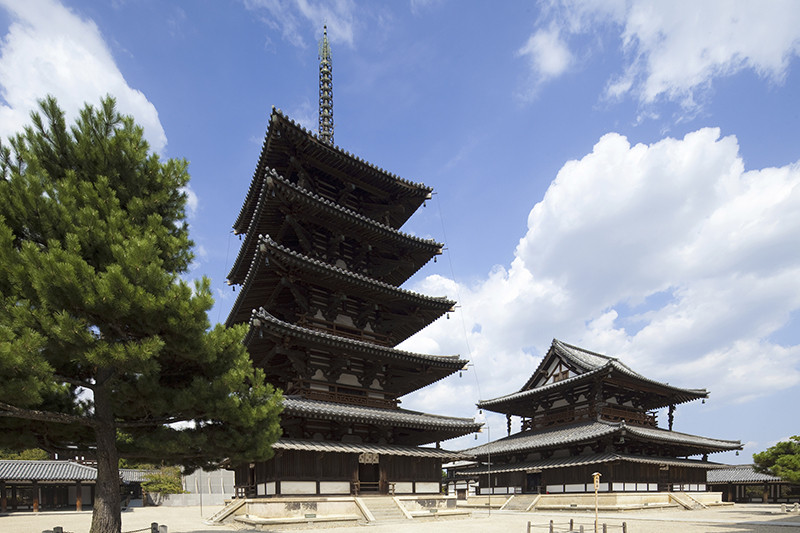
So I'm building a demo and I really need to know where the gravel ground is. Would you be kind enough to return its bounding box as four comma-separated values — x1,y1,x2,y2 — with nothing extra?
2,503,800,533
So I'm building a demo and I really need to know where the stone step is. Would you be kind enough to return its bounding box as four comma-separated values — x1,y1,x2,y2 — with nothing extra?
502,494,540,511
362,497,407,521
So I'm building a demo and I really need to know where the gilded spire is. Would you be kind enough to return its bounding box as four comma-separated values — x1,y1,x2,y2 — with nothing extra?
318,25,334,144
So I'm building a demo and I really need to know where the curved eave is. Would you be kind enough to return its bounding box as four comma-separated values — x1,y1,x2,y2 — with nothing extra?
234,108,432,233
270,108,432,197
623,424,742,453
225,237,454,336
282,396,482,438
456,453,727,476
246,310,463,395
251,308,463,365
479,363,707,415
464,420,741,459
273,439,468,460
465,421,619,457
260,235,452,306
227,169,443,286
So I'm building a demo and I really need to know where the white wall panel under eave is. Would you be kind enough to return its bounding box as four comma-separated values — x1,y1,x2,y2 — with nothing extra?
281,481,316,495
415,482,440,494
319,481,350,494
394,482,413,494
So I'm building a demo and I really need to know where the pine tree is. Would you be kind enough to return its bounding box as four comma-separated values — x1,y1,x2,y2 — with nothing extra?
0,97,282,533
754,436,800,484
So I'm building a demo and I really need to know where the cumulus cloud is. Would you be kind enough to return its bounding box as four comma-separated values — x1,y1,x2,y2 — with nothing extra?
243,0,356,49
520,0,800,110
401,128,800,434
0,0,166,152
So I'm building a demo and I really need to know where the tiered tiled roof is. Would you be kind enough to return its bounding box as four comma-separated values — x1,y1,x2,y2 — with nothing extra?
455,453,727,476
233,108,431,234
228,170,442,287
480,339,708,414
273,439,465,459
227,236,454,343
226,108,479,455
465,420,741,458
283,396,481,435
245,310,464,394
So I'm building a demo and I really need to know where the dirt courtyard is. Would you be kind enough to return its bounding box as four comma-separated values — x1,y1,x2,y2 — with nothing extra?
2,503,800,533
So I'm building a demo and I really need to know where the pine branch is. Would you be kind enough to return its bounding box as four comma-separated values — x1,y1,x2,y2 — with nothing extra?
0,402,97,428
116,416,186,428
54,374,95,390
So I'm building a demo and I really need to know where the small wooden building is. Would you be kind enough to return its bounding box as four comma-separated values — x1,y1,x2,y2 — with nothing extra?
707,465,799,503
227,110,480,497
455,340,741,495
0,460,95,512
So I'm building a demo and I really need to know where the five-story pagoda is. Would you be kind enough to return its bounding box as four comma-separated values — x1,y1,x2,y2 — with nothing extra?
226,28,480,497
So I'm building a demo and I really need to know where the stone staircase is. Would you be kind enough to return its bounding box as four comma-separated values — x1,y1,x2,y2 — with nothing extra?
669,492,706,510
203,498,246,524
501,494,541,511
362,496,408,521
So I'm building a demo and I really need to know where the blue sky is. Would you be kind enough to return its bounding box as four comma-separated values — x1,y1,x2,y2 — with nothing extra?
2,0,800,464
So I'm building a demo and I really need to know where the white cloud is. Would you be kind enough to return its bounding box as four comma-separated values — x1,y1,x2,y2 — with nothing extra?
618,1,800,108
243,0,356,49
0,0,166,151
181,185,199,220
401,127,800,421
409,0,444,17
517,25,573,98
521,0,800,110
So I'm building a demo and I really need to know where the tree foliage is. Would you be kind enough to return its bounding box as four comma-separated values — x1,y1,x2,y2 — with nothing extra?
0,97,282,533
141,466,185,495
753,435,800,484
0,447,49,460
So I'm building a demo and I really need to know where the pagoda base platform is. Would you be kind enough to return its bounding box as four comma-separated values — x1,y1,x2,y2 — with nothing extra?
212,494,469,528
459,492,730,511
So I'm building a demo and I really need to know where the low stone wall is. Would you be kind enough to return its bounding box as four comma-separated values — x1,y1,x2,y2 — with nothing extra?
398,495,457,511
153,493,230,507
692,492,725,505
243,496,365,522
457,495,510,508
515,492,727,511
398,495,471,519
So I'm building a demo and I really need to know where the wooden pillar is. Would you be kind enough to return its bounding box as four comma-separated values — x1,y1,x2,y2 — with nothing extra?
763,483,769,503
32,480,39,513
76,480,82,512
1,480,6,512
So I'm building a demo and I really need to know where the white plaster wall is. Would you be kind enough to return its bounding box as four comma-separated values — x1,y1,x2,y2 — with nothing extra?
394,482,413,494
319,481,350,494
281,481,316,495
266,482,276,495
415,482,440,494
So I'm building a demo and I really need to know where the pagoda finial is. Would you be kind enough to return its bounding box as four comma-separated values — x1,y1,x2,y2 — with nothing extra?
318,25,334,144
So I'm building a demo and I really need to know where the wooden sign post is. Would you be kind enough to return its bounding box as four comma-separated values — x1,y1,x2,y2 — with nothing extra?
592,472,602,533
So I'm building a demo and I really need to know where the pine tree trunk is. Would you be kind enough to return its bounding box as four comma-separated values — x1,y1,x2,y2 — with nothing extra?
90,373,121,533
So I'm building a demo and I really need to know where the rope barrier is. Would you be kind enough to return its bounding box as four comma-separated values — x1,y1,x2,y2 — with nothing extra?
525,519,628,533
